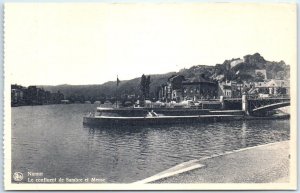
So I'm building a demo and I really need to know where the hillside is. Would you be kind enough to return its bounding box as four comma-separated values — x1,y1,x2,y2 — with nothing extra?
40,72,176,101
40,53,289,101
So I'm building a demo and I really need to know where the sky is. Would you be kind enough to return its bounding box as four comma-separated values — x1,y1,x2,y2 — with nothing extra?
5,3,296,86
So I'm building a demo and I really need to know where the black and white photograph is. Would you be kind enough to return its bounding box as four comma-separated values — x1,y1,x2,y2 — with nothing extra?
4,2,297,190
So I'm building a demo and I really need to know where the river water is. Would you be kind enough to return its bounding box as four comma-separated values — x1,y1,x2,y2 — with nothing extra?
11,104,290,183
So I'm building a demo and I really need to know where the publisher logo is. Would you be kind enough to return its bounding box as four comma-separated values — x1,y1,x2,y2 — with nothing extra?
13,172,23,182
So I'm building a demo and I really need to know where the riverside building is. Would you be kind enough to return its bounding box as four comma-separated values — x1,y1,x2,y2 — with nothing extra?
158,74,218,102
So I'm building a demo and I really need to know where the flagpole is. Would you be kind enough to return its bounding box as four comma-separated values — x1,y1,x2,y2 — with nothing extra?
116,75,120,108
116,75,118,108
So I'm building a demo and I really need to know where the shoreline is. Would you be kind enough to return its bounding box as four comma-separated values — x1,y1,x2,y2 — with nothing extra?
134,140,290,184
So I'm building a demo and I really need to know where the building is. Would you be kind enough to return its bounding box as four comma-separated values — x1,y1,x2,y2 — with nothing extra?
158,75,185,102
182,75,218,101
255,69,267,80
11,85,26,106
158,83,168,102
218,81,232,98
254,79,290,96
230,58,244,68
168,75,186,102
11,84,65,106
158,74,218,102
218,80,245,98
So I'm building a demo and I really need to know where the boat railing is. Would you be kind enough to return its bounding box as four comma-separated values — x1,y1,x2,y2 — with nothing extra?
146,110,159,117
85,112,96,117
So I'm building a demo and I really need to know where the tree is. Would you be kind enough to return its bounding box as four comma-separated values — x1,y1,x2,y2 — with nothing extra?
145,76,151,99
140,74,151,100
276,71,286,80
140,74,147,100
224,71,234,81
254,72,265,82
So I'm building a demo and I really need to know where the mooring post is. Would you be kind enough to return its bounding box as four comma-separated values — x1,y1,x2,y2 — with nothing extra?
220,96,225,109
242,94,249,115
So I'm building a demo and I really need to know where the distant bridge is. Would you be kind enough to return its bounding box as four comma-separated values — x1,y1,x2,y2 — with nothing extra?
248,97,290,113
251,101,290,113
224,97,290,115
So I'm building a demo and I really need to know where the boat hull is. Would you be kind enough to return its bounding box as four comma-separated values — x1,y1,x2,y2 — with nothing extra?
83,115,245,127
83,113,290,127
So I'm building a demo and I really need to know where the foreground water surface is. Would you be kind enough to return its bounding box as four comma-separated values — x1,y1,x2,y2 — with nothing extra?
12,104,290,183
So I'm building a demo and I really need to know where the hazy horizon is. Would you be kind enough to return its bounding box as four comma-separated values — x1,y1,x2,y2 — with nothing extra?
11,52,290,87
5,3,296,86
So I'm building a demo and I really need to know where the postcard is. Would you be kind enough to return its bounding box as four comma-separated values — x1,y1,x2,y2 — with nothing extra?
4,3,297,190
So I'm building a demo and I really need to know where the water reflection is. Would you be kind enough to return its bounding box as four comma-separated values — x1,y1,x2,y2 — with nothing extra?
241,121,247,147
12,105,290,183
82,119,289,182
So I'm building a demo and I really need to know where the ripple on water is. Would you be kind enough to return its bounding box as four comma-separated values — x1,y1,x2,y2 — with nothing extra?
12,105,290,183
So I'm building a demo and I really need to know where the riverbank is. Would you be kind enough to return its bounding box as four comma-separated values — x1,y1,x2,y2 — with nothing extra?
134,140,290,184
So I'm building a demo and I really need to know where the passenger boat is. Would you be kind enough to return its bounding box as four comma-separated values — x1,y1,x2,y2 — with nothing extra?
83,107,246,127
